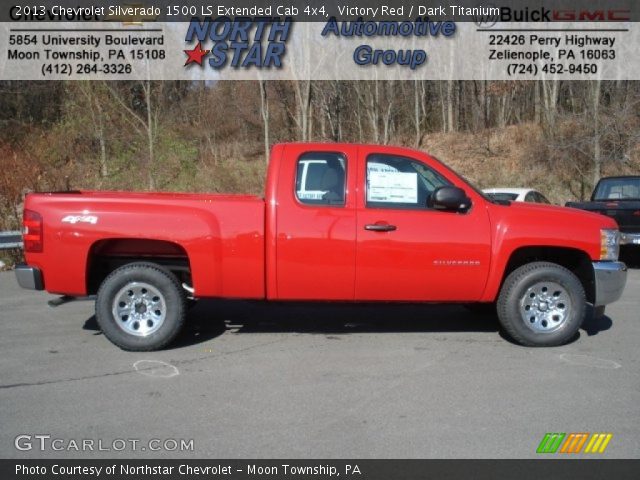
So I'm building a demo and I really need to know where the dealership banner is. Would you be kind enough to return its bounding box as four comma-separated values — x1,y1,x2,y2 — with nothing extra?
0,0,639,80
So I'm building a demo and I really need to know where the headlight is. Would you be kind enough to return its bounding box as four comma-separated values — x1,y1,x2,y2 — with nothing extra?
600,229,620,261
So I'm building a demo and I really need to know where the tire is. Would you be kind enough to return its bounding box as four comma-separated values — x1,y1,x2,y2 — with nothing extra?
497,262,586,347
95,262,186,351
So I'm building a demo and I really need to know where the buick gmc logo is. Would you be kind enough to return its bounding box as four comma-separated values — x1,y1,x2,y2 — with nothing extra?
474,7,631,29
498,7,631,22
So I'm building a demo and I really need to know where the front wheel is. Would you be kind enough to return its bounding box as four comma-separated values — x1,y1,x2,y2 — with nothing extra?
497,262,586,347
95,262,186,351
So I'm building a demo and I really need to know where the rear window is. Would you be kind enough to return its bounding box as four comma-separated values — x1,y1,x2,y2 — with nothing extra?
593,178,640,200
295,152,346,206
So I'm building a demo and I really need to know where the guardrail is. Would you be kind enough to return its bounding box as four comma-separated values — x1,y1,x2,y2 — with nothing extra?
0,231,22,249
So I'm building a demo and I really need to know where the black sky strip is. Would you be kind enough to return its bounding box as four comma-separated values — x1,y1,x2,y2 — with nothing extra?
3,0,640,22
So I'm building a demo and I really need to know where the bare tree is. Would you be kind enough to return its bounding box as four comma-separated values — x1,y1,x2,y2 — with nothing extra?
77,82,108,178
104,81,161,189
354,81,382,143
412,80,427,147
542,80,560,132
589,80,602,186
259,79,270,164
446,80,456,132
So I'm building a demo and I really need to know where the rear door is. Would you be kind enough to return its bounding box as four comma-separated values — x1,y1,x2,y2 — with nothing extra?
275,144,358,300
355,149,492,302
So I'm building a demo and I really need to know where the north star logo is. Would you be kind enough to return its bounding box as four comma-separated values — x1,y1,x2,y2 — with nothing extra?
183,17,292,69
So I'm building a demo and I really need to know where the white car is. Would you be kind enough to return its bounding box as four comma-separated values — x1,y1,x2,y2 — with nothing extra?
483,188,551,204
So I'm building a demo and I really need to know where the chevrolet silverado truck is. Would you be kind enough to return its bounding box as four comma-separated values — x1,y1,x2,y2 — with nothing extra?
15,143,627,350
566,176,640,247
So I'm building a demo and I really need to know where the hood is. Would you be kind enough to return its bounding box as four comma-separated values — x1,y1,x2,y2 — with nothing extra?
487,200,618,262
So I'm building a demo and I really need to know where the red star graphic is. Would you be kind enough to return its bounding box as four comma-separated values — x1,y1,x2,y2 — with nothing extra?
184,42,210,66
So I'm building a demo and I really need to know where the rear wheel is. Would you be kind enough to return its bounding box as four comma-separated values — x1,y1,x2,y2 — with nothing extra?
96,262,186,351
497,262,586,347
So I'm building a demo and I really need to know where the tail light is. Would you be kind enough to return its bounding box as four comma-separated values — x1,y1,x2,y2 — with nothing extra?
23,209,43,252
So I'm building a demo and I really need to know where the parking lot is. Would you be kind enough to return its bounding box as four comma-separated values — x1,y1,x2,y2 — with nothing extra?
0,267,638,459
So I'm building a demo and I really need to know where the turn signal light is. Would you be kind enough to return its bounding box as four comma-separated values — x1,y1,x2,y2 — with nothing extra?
600,228,619,261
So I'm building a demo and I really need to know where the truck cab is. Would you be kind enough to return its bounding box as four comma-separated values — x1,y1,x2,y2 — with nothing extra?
566,176,640,247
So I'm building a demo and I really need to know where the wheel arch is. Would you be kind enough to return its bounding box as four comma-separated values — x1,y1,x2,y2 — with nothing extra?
86,238,192,295
496,246,595,304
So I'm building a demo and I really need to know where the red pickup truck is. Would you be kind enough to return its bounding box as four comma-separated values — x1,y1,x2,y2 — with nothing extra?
16,143,627,350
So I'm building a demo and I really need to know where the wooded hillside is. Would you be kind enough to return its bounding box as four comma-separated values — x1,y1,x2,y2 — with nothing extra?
1,80,639,234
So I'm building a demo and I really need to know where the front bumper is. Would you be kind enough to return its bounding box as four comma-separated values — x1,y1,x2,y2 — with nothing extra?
15,265,44,291
593,261,627,307
620,232,640,246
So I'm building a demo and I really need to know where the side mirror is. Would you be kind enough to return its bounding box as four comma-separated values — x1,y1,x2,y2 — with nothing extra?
430,186,471,211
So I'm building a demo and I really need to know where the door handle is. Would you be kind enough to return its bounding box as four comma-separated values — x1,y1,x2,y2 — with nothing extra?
365,223,397,232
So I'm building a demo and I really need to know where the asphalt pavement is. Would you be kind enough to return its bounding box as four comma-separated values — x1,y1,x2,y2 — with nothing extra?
0,267,638,459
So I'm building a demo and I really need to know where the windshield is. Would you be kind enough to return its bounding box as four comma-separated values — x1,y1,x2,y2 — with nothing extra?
424,155,499,204
457,173,502,203
593,177,640,200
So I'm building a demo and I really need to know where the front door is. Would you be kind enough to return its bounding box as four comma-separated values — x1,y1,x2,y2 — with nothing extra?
355,150,492,302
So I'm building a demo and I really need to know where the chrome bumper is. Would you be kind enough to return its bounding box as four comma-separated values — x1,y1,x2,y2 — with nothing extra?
15,265,44,291
593,261,627,307
620,232,640,246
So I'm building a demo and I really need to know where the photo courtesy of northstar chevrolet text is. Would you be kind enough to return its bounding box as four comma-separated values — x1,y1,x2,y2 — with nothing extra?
0,0,639,478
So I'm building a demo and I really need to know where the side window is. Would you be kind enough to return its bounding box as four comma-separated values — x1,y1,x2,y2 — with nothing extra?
295,152,346,206
366,154,451,209
524,191,536,203
536,192,550,204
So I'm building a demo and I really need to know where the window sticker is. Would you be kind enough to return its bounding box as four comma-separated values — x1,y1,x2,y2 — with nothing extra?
368,162,398,173
297,161,328,200
368,171,418,204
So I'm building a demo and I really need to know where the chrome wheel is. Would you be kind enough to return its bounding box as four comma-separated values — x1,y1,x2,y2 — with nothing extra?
111,282,166,337
520,281,570,333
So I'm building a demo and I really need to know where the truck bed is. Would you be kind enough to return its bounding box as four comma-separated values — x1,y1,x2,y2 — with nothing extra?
23,190,266,298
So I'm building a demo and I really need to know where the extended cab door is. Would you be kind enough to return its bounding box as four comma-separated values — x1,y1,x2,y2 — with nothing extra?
355,148,492,302
273,144,358,300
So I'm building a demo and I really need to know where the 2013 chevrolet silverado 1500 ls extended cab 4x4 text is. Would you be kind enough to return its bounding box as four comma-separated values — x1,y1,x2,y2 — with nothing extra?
15,143,628,350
